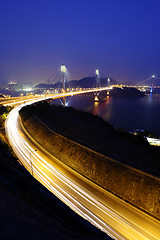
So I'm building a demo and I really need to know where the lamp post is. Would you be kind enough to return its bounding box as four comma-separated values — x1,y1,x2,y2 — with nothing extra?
30,149,37,176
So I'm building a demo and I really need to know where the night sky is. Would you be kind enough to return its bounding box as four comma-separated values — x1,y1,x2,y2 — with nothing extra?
0,0,160,85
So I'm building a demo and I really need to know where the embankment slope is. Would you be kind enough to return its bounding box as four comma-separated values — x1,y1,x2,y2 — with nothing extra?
20,103,160,220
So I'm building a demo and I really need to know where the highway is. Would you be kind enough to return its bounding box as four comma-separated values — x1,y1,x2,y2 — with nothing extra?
0,87,111,107
5,91,160,240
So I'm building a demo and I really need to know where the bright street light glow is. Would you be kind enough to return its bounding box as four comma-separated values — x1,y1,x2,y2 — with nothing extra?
61,64,66,73
24,88,32,91
95,69,99,76
152,75,155,78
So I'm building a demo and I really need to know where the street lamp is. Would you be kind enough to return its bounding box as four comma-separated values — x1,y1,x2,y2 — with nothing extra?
30,149,37,176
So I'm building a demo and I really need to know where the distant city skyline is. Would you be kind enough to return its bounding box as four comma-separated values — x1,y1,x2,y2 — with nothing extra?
0,0,160,85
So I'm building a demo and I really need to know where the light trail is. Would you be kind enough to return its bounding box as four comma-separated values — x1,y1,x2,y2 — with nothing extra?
147,137,160,146
5,90,160,240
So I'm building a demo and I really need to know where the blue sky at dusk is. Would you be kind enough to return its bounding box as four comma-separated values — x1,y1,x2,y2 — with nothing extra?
0,0,160,85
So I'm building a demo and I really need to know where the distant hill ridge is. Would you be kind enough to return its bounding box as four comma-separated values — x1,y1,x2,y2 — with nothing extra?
34,76,117,89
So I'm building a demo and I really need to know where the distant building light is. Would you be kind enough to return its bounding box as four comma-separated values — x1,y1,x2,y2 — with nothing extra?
24,88,32,92
8,82,18,91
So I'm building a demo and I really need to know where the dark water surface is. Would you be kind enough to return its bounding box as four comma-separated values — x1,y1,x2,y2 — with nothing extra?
53,93,160,137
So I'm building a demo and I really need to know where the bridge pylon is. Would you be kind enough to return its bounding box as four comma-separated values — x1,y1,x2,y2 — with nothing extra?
60,64,67,106
94,69,101,101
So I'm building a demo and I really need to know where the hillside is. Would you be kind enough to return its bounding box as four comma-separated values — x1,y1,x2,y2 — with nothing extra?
109,87,145,97
34,76,117,90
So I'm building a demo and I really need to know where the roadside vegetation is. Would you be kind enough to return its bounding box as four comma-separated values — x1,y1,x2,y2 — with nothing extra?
0,105,13,146
0,105,12,128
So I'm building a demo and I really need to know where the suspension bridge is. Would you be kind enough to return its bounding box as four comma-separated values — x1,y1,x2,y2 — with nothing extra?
2,64,160,108
54,64,111,106
49,66,160,101
135,75,160,93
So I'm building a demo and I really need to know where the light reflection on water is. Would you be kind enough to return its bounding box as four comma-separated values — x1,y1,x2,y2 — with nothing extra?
52,93,160,137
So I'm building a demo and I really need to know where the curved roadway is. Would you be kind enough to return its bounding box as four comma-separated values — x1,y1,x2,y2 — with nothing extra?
5,92,160,240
